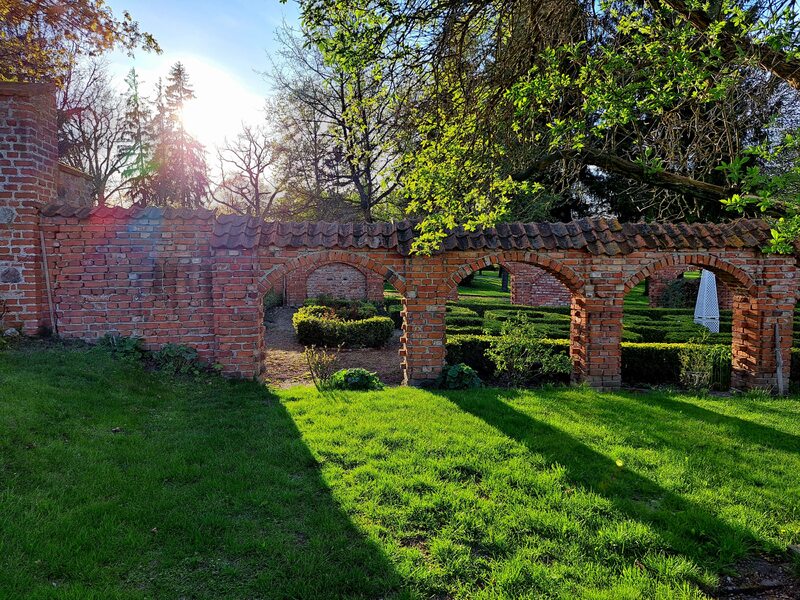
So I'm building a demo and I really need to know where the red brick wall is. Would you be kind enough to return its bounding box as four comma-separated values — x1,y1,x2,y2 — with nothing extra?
0,83,57,334
2,82,798,392
56,163,94,206
506,262,571,306
280,261,385,306
40,210,217,357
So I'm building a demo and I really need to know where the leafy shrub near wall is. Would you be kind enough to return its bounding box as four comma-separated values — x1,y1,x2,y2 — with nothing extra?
445,334,734,388
293,305,394,348
328,368,384,390
304,296,379,320
436,363,483,389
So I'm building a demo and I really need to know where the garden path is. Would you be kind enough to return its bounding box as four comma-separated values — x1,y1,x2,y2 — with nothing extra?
262,307,404,388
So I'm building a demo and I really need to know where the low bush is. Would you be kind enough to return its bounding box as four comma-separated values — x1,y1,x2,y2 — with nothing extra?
304,346,339,391
486,316,573,386
304,297,379,320
436,363,483,390
153,343,204,375
386,304,403,329
328,368,384,391
446,334,733,388
263,289,283,312
98,334,145,361
293,306,394,348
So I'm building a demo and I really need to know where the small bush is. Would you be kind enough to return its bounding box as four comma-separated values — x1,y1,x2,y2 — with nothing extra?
328,368,384,391
386,303,404,328
486,317,573,386
304,296,379,320
293,306,394,348
436,363,483,390
263,289,283,312
305,345,339,391
98,334,145,361
153,343,203,375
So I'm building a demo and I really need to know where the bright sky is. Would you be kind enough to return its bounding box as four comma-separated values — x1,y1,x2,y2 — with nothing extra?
105,0,301,151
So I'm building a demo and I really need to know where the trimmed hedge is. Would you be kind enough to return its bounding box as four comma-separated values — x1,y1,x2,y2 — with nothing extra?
445,334,735,387
293,306,394,348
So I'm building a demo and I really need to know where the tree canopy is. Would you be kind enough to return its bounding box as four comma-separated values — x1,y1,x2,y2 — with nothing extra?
296,0,800,253
1,0,159,84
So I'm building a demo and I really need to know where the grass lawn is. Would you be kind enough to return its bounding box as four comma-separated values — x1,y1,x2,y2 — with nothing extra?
458,270,512,300
2,343,800,598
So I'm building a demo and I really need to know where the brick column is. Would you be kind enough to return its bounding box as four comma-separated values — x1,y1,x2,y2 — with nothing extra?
401,291,446,386
570,296,623,390
212,249,263,378
0,83,57,334
731,293,795,392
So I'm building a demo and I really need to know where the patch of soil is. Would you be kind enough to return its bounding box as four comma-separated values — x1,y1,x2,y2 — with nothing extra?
715,553,800,599
262,307,404,388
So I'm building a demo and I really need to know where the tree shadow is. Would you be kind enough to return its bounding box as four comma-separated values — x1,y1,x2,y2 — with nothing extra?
133,380,408,599
442,390,762,573
632,393,800,454
1,348,406,599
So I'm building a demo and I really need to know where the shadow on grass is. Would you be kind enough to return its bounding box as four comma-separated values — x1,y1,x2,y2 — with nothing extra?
443,389,761,574
0,347,405,599
634,394,800,454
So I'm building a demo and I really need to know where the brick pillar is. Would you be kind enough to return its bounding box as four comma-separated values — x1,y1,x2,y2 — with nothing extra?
401,293,446,385
731,292,795,392
570,296,623,390
212,249,263,378
0,83,57,334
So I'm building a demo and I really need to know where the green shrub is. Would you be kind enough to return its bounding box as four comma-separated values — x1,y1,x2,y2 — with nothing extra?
304,296,379,320
486,317,573,386
328,368,384,391
98,334,145,361
660,277,700,308
446,334,496,374
293,306,394,348
153,343,204,375
263,289,283,312
386,304,404,329
679,336,722,390
622,343,731,389
436,363,483,390
305,346,339,391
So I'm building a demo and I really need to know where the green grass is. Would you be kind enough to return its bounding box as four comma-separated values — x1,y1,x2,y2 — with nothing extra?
2,343,800,598
458,270,511,300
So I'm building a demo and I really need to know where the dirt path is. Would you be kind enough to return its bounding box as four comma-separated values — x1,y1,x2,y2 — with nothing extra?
262,307,404,388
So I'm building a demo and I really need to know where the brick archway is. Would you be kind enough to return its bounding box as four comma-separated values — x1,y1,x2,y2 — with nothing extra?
440,251,586,296
258,250,407,299
623,254,757,296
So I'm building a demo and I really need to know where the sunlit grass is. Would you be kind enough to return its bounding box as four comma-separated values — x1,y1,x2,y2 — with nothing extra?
2,342,799,598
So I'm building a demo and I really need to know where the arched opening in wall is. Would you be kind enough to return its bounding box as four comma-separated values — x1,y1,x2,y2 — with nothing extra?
626,266,733,310
443,255,583,386
621,258,753,391
259,256,406,388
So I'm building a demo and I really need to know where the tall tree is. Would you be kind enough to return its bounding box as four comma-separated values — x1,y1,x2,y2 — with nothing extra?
120,68,154,204
139,63,209,208
1,0,158,83
298,0,800,252
269,26,410,222
212,123,288,219
57,60,129,204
